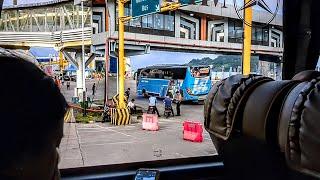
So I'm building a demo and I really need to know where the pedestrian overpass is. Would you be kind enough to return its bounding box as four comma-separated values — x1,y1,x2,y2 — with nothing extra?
0,0,284,98
0,0,284,59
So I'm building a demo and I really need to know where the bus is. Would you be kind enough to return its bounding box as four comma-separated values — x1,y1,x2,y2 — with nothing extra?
136,65,211,102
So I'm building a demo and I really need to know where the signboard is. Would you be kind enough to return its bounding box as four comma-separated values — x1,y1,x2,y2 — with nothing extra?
131,0,161,18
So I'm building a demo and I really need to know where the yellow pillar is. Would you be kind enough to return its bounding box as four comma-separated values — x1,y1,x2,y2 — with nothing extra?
59,51,64,71
118,0,125,108
242,0,252,75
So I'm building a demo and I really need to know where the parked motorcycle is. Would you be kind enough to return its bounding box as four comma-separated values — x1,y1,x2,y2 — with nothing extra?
164,106,173,119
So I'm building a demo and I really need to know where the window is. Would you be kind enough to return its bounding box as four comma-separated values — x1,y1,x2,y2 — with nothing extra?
164,15,174,31
211,23,225,42
93,11,104,33
229,19,270,46
154,14,164,30
180,17,196,39
228,19,243,43
140,67,187,80
147,15,153,28
251,25,269,46
141,16,147,28
191,67,210,77
271,30,281,47
0,0,291,175
116,4,175,36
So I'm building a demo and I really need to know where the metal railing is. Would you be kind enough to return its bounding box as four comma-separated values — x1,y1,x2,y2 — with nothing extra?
0,27,92,47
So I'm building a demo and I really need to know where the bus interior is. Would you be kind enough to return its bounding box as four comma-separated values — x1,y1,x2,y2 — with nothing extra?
61,0,320,179
0,0,318,179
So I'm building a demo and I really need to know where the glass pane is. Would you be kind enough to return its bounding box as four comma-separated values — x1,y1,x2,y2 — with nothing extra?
256,28,263,41
164,15,174,31
154,14,163,30
142,16,147,28
131,17,141,27
147,14,153,28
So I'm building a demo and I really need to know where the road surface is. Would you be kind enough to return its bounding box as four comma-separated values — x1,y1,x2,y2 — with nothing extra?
59,77,216,168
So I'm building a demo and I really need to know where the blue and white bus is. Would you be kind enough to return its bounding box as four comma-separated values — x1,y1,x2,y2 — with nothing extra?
136,65,211,102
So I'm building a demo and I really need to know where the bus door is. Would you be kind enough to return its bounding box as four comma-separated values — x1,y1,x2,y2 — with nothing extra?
187,67,212,100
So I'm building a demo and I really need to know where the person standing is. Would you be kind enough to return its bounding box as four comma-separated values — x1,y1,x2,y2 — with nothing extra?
66,81,70,90
127,99,136,115
148,94,160,117
175,91,183,116
61,76,64,86
163,95,174,116
125,88,130,99
92,83,96,96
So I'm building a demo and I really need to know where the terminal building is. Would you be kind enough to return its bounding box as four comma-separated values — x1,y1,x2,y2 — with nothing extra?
0,0,283,74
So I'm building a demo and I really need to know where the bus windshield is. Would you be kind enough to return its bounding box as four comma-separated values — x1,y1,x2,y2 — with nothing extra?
140,67,187,80
191,67,210,78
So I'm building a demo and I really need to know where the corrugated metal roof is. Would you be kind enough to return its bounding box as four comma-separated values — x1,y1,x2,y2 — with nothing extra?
3,0,71,9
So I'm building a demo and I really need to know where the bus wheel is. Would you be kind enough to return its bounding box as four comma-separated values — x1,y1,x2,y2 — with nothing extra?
198,100,205,105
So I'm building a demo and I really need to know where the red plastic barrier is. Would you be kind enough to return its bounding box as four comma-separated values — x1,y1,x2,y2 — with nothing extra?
183,121,203,142
142,113,159,131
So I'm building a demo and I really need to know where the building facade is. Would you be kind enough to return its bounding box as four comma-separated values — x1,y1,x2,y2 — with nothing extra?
91,0,283,57
0,0,284,71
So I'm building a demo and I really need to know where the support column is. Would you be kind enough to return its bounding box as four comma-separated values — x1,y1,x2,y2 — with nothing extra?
242,0,252,75
224,18,228,43
109,0,131,126
75,53,85,98
118,0,125,109
200,16,207,41
104,39,110,105
175,12,181,38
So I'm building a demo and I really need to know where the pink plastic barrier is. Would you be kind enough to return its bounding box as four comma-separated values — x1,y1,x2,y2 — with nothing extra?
183,121,203,142
142,113,159,131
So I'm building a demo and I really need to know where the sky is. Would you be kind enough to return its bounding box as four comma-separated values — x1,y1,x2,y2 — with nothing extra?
130,51,219,70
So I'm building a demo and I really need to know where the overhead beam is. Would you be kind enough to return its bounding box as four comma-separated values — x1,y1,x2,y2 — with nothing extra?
85,53,96,68
62,50,79,68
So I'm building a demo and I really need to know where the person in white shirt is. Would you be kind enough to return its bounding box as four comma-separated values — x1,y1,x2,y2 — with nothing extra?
127,99,136,114
148,94,160,117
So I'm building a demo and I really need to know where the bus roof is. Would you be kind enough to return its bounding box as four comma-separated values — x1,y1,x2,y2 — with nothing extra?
142,64,209,70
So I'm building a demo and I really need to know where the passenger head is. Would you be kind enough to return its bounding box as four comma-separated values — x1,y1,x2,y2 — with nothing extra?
131,99,135,102
0,57,68,179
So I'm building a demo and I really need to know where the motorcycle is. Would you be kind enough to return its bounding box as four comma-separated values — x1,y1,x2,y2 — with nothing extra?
164,106,173,119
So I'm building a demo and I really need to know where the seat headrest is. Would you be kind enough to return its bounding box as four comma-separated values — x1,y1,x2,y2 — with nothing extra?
292,70,320,81
204,74,272,141
205,71,320,179
243,80,298,147
279,78,320,177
